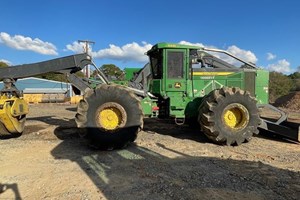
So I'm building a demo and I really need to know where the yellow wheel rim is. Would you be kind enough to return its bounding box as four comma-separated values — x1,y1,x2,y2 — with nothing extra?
98,108,122,130
96,102,127,131
223,104,249,130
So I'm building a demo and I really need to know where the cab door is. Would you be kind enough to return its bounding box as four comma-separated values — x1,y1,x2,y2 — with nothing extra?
164,49,186,92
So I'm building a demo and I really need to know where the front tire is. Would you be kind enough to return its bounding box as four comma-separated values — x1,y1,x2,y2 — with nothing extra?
75,84,143,149
198,87,260,146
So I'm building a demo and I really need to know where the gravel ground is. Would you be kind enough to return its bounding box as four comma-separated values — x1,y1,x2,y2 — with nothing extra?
0,104,299,200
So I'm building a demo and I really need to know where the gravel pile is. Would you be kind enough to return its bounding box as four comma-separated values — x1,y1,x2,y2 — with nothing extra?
274,91,300,110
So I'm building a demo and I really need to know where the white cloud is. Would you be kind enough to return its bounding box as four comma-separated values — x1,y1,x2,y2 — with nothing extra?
0,32,58,55
179,41,204,47
223,45,258,65
267,52,276,60
65,41,86,53
267,59,291,73
0,59,12,66
66,41,152,63
92,42,152,63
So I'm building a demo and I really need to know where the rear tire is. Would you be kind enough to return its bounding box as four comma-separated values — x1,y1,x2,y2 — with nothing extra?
75,84,143,150
198,87,260,146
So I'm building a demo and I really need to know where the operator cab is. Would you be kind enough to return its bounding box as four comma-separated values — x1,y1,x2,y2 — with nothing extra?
146,43,201,119
147,43,201,97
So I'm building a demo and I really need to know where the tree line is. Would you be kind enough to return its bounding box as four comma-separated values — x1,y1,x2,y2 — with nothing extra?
269,70,300,102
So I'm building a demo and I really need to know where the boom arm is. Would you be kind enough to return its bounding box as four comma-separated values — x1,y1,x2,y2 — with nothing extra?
0,53,92,80
0,53,109,138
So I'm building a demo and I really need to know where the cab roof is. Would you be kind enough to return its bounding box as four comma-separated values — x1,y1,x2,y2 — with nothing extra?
147,42,203,54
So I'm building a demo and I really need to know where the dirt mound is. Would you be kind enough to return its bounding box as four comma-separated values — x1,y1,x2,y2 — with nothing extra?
274,91,300,111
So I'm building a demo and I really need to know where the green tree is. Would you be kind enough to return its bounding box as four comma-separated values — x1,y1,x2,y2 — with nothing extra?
0,61,9,68
35,71,84,82
35,72,67,82
288,71,300,91
100,64,124,80
269,71,293,102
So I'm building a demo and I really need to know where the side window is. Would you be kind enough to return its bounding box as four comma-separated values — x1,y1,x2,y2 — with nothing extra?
150,50,163,79
167,51,184,79
151,56,162,79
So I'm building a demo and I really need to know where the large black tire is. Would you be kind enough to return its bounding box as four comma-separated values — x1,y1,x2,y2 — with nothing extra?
75,84,143,150
198,87,260,146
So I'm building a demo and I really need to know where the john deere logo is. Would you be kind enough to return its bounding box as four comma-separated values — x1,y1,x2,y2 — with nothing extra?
174,82,181,88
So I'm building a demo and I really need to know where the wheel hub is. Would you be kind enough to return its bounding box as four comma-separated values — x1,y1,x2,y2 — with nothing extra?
223,103,249,130
96,102,127,131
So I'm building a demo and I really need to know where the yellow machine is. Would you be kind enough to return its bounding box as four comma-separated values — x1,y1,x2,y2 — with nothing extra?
0,95,28,137
0,54,93,138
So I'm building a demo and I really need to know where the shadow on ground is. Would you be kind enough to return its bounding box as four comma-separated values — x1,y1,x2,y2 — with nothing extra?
50,126,299,199
23,108,299,199
0,183,22,200
143,118,210,144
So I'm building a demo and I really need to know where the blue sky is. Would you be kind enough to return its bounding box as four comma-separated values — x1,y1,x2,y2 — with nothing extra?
0,0,299,74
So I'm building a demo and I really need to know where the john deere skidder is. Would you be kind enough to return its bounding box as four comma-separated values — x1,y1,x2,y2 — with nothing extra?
0,43,298,149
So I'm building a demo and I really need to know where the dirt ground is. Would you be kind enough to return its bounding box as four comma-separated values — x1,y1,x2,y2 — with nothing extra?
0,104,299,200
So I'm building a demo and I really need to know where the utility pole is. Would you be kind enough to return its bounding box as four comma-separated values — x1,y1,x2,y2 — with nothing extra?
78,40,95,78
